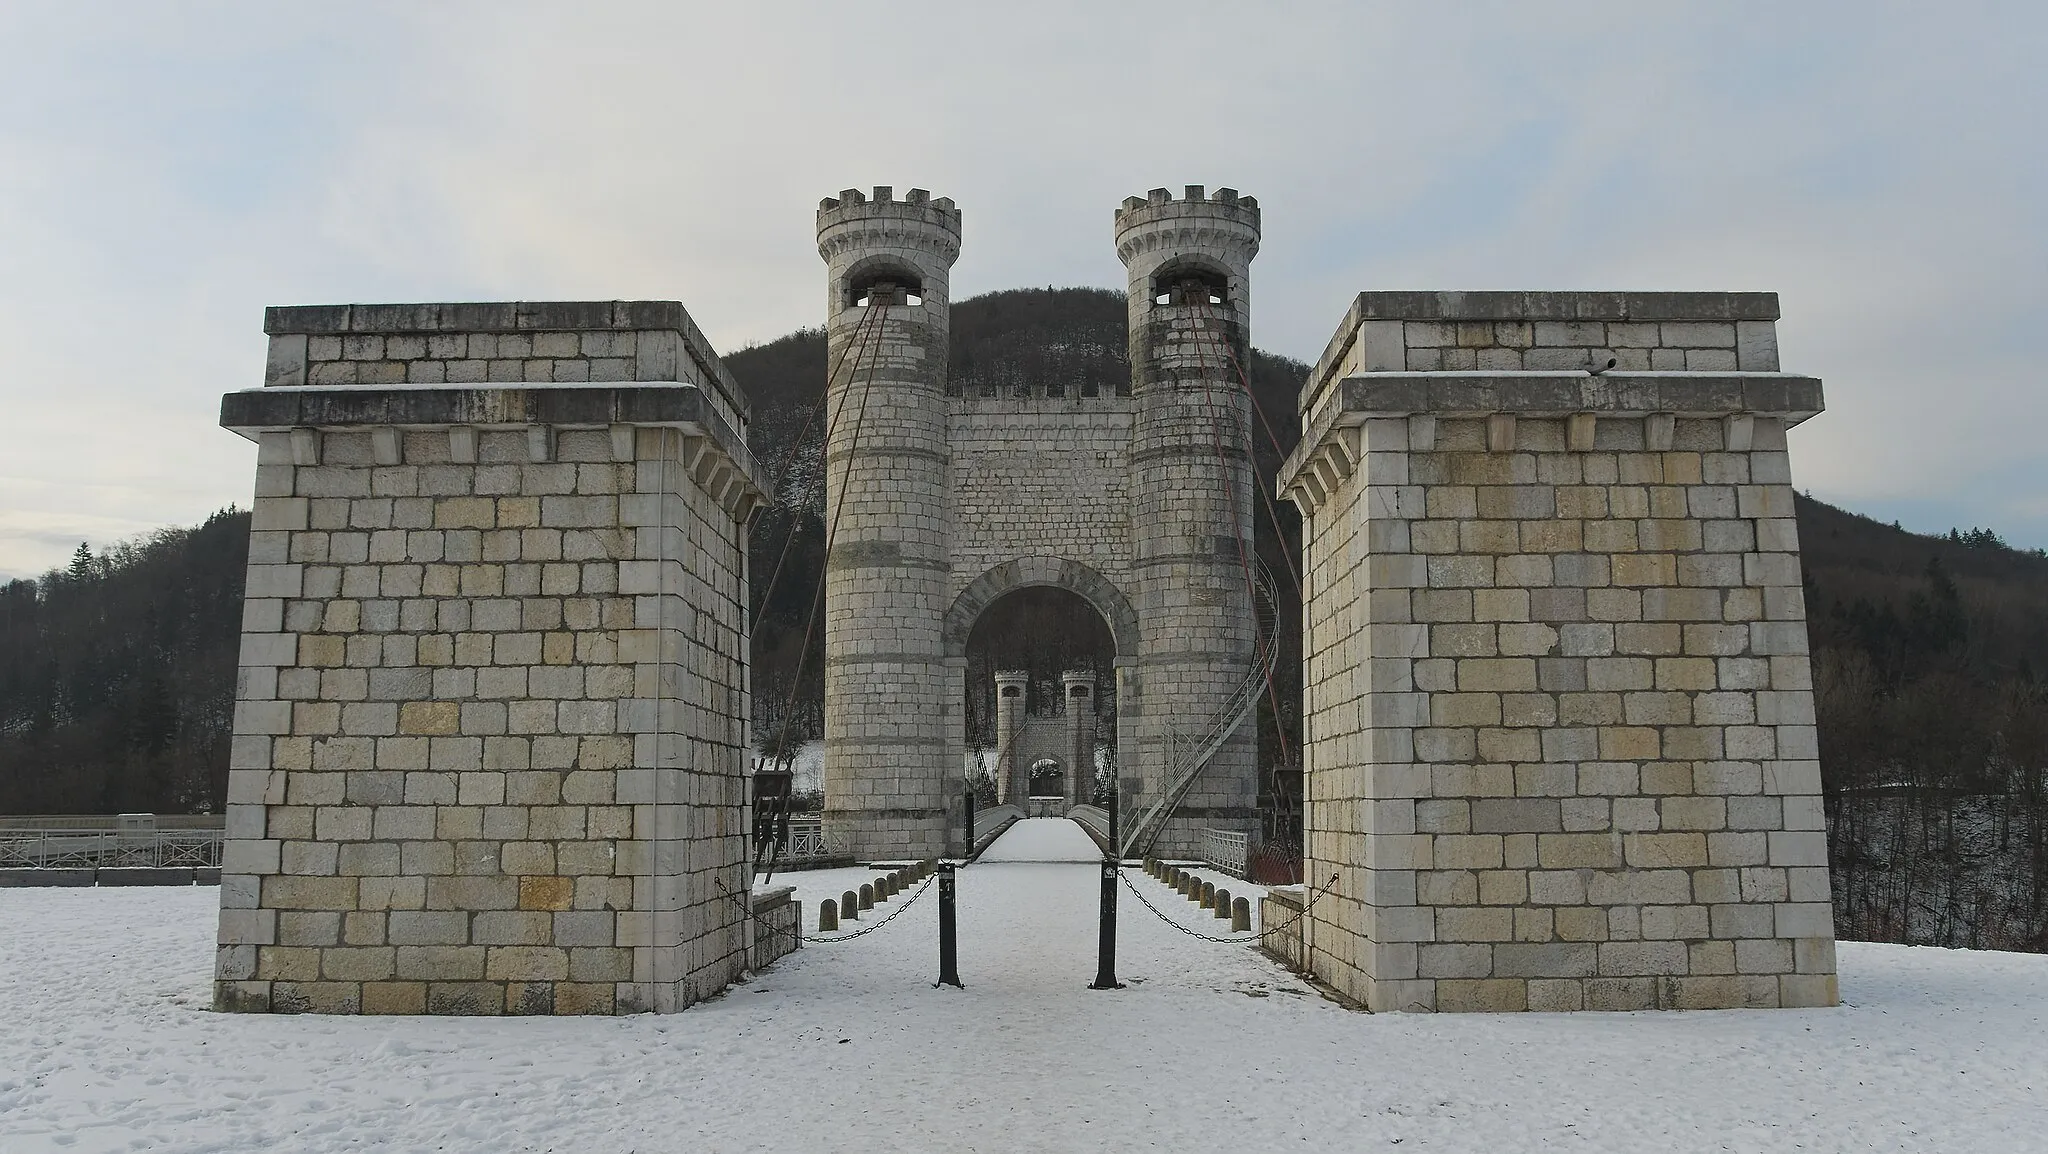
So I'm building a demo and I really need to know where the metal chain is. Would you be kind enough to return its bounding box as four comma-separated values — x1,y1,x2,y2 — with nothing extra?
808,872,938,942
1117,867,1338,944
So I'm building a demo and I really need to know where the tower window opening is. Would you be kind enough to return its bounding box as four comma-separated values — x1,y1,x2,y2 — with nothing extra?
848,271,924,308
1000,685,1022,698
1151,267,1230,308
1069,685,1090,698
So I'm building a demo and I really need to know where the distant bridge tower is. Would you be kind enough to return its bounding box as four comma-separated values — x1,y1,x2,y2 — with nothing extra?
815,187,962,861
1062,669,1097,803
1115,186,1264,853
994,669,1030,804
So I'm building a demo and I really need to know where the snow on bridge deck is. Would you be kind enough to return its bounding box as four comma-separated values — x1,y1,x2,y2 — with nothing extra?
3,861,2045,1149
973,816,1101,862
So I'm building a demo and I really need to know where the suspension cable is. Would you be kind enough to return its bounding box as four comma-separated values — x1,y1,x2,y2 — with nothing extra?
758,301,893,883
1192,294,1306,599
750,304,886,853
1124,291,1284,858
1186,298,1301,782
752,303,887,676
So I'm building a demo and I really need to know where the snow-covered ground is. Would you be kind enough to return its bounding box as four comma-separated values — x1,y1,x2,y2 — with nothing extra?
2,818,2045,1152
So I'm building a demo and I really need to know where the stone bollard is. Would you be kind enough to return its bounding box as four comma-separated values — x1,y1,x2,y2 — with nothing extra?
1213,888,1232,918
1175,872,1191,896
1200,882,1216,910
1232,896,1251,932
882,874,895,897
819,900,839,932
859,883,875,909
841,891,858,921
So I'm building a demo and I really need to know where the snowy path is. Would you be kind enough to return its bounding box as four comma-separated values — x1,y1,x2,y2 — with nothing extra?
3,875,2047,1152
974,816,1100,862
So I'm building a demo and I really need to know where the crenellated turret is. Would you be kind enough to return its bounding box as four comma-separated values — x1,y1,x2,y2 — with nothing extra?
815,186,962,861
1116,184,1263,856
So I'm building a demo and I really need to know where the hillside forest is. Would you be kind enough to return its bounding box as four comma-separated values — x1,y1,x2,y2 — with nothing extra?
2,288,2044,950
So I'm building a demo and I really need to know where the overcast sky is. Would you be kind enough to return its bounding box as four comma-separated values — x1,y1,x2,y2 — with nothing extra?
1,1,2042,579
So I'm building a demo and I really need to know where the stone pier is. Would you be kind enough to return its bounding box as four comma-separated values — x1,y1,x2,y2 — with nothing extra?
1279,292,1839,1012
212,301,764,1015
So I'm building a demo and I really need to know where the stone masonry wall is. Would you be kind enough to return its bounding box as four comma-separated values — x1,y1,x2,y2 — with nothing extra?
1282,296,1837,1013
216,306,762,1015
945,395,1134,606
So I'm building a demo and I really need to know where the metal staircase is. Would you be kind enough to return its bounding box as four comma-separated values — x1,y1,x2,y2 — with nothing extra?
1118,556,1281,859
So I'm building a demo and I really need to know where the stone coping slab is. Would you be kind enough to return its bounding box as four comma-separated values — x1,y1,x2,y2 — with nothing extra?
1279,371,1823,494
1309,291,1782,414
219,381,761,496
262,301,747,420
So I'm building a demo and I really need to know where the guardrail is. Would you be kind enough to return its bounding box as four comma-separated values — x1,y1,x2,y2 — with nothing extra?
1068,805,1112,853
0,829,224,870
1199,828,1250,879
0,814,224,832
970,804,1024,856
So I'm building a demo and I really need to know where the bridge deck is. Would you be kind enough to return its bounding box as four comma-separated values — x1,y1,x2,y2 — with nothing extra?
974,817,1101,863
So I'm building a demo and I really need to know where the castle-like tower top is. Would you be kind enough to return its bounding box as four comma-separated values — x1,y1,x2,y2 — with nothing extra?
1114,185,1261,268
817,185,961,259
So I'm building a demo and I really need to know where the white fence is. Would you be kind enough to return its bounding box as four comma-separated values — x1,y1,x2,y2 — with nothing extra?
1199,828,1250,879
0,829,224,870
778,815,848,863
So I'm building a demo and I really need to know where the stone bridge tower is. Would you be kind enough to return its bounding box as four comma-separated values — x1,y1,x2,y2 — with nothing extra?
1116,187,1264,849
815,185,1261,861
815,188,961,862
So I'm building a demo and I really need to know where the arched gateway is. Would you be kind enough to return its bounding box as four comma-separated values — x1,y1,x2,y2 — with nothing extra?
816,186,1266,860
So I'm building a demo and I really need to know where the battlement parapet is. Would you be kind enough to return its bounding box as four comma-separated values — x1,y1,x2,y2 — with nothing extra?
1114,185,1261,269
817,186,962,263
1115,184,1259,221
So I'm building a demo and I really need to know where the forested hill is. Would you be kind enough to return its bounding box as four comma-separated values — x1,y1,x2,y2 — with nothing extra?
3,287,2047,831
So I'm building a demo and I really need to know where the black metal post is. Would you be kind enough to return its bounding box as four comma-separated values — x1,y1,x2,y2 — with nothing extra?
1090,775,1123,989
936,861,962,988
964,788,975,855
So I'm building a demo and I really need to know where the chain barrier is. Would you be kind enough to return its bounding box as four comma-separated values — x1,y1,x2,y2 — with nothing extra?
808,872,938,942
1116,866,1339,944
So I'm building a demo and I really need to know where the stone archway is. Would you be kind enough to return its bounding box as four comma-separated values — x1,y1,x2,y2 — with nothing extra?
1028,758,1064,798
941,556,1140,660
944,557,1134,823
